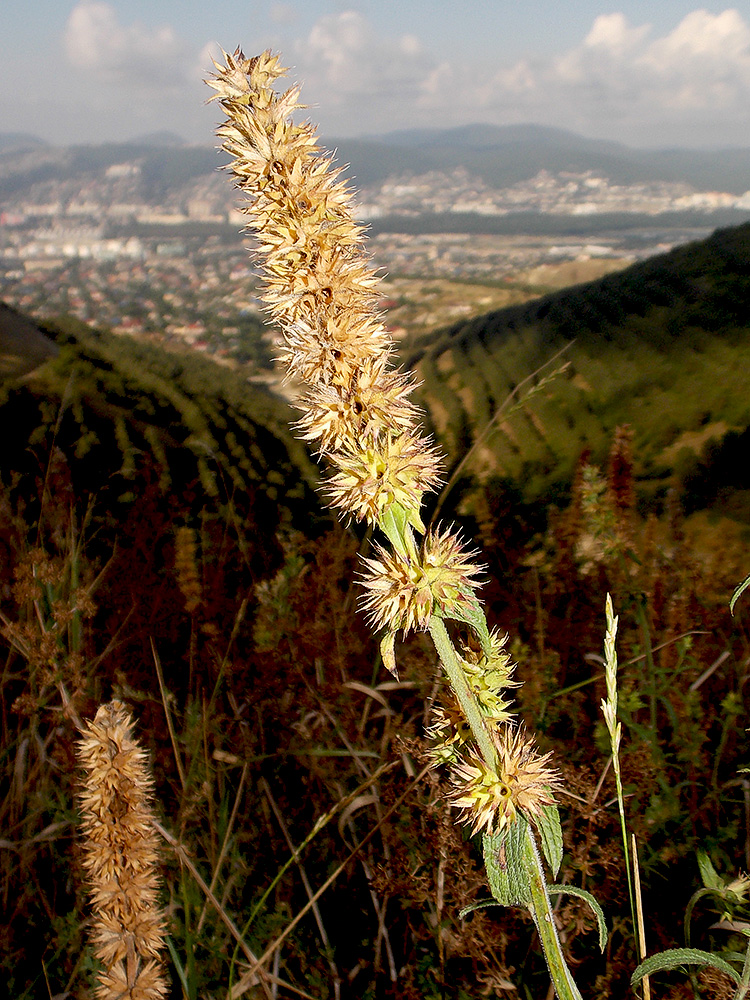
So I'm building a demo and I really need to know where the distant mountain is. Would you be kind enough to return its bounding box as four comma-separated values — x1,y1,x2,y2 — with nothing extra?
372,123,626,155
328,124,750,194
0,140,221,199
404,221,750,515
128,130,187,148
0,132,48,154
2,124,750,214
2,122,750,197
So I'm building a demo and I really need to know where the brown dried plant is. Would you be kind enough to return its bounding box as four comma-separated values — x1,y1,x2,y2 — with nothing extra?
77,699,168,1000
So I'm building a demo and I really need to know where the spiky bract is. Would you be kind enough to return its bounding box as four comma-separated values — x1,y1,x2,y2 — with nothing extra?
450,728,560,837
359,526,483,634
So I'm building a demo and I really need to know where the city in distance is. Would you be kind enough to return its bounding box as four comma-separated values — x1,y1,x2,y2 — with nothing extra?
2,122,750,371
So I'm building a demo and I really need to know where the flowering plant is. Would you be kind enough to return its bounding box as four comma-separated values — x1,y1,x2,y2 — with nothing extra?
207,49,594,998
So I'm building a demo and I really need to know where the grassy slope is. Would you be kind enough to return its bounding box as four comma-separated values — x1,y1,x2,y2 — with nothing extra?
404,221,750,512
0,314,320,521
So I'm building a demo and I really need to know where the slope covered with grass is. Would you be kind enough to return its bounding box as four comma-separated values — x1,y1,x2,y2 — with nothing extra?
0,312,318,515
405,222,750,514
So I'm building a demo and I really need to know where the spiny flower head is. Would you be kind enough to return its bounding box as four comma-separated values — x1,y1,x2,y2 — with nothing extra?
450,727,560,837
77,699,167,1000
207,49,391,390
425,698,474,766
458,628,519,721
280,313,392,388
263,244,380,329
359,526,483,634
205,48,288,106
296,354,422,454
327,430,442,527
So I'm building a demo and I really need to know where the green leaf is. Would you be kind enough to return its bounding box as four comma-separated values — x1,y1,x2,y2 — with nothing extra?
730,573,750,616
442,594,494,659
548,885,608,951
459,897,504,918
379,504,411,557
697,849,725,892
536,802,563,878
379,630,398,679
483,817,532,907
631,948,741,989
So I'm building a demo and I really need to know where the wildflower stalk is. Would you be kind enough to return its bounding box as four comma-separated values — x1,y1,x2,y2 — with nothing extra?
77,699,168,1000
207,48,582,998
429,616,496,769
522,825,584,1000
601,594,636,931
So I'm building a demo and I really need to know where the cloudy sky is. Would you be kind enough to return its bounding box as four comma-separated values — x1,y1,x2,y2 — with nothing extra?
2,1,750,148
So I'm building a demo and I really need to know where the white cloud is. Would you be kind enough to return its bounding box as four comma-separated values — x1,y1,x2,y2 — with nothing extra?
641,9,750,110
273,7,750,144
584,12,651,54
290,10,437,127
64,1,191,87
469,8,750,144
51,5,750,146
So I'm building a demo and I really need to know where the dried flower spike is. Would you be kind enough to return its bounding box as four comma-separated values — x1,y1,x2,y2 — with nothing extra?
78,699,168,1000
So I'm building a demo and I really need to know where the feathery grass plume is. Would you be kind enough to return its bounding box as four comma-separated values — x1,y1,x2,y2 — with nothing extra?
208,49,582,998
77,699,168,1000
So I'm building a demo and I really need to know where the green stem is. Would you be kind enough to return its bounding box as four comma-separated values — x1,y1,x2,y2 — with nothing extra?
612,753,636,945
429,609,579,999
522,824,583,1000
428,616,496,769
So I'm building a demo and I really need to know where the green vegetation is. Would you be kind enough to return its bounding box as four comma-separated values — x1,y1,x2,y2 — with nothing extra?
2,220,750,998
0,315,318,513
408,221,750,518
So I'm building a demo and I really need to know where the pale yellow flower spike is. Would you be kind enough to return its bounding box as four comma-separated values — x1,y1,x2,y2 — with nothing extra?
209,48,558,833
209,49,577,1000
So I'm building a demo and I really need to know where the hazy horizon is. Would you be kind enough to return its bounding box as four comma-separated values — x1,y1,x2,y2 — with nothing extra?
2,2,750,150
5,119,750,156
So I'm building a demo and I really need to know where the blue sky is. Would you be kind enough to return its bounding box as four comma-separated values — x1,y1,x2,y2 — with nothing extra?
2,1,750,148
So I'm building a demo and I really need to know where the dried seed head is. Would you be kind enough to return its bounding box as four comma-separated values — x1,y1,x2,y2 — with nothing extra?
359,526,483,634
295,354,421,454
327,430,442,527
449,727,560,837
77,699,168,1000
207,48,388,391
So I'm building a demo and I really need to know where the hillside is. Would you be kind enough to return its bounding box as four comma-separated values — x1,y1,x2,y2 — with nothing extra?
0,309,321,532
0,301,59,378
404,221,750,515
3,124,750,204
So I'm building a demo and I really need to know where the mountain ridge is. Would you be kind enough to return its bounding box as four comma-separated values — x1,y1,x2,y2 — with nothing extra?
3,124,750,195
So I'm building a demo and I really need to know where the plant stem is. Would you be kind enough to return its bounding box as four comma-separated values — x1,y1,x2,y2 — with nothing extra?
430,616,579,999
428,615,496,768
522,824,583,1000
